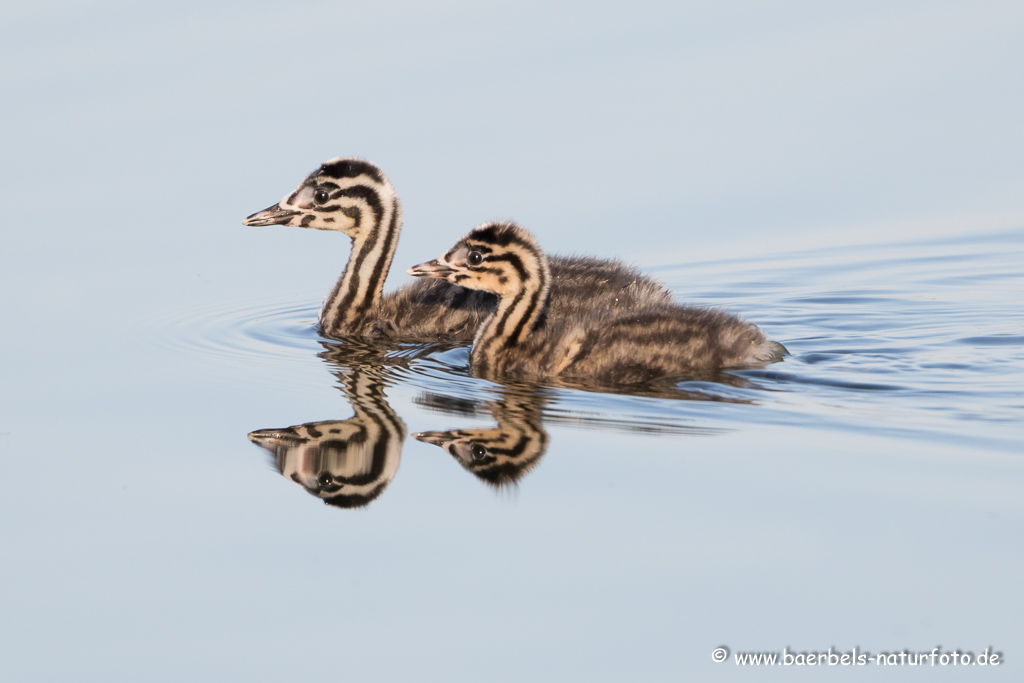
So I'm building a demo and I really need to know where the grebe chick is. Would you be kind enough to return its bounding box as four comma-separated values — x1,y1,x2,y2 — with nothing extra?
244,158,672,342
408,222,785,384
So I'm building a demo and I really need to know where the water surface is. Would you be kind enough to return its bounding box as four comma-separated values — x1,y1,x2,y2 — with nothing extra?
216,227,1024,464
3,1,1024,680
3,223,1022,682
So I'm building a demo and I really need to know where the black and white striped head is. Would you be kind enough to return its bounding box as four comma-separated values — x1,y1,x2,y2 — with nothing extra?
407,222,550,298
413,424,548,488
243,157,398,238
248,417,402,509
412,385,549,488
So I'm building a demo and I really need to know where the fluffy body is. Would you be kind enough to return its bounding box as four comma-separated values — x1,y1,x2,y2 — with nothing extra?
371,255,671,341
491,302,779,384
409,222,784,384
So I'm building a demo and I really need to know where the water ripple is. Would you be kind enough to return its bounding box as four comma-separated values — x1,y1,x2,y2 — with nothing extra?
152,227,1024,451
142,295,325,376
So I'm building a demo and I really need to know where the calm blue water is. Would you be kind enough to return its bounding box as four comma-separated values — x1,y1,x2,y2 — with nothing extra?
39,224,1007,683
2,2,1023,681
155,226,1024,457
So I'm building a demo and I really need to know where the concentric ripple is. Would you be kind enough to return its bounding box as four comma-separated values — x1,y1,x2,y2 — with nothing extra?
143,227,1024,451
143,295,324,371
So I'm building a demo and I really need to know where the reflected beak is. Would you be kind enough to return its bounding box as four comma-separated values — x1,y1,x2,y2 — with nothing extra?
248,427,302,444
412,431,450,446
243,203,302,227
407,259,455,279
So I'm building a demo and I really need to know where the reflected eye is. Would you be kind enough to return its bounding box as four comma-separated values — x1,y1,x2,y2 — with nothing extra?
470,444,487,460
318,472,334,486
467,251,483,266
313,188,330,204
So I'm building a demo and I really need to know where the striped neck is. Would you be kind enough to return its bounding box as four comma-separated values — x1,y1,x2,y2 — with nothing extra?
477,386,549,482
332,364,406,505
249,362,406,509
319,189,402,336
470,248,551,374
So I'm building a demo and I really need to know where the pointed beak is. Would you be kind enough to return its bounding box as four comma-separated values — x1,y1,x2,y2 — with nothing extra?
248,427,301,445
243,203,302,227
412,431,450,446
407,259,455,279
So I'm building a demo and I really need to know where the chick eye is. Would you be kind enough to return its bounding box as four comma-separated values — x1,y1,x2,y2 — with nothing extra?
467,251,483,266
470,444,488,460
318,472,334,486
313,188,330,204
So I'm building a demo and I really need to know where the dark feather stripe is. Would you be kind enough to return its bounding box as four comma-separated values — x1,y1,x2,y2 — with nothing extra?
508,287,543,345
506,246,547,344
335,374,403,487
323,486,386,508
490,433,532,459
359,195,401,316
470,224,516,246
486,251,529,282
336,185,383,223
330,222,378,323
362,378,406,443
340,206,361,226
332,192,386,322
493,289,524,339
319,159,385,184
466,230,550,368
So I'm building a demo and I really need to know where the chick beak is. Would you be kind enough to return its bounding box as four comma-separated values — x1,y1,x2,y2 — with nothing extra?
412,431,449,446
247,427,302,444
243,203,302,227
407,259,456,279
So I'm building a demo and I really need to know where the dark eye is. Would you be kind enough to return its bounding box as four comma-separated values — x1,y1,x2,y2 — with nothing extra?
317,472,334,486
313,188,330,204
467,251,483,266
470,444,488,460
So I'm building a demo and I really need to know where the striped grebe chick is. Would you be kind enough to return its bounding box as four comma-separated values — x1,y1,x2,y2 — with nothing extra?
408,222,785,384
244,158,672,342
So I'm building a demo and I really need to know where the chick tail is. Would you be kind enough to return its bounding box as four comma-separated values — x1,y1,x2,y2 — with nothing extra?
768,340,789,362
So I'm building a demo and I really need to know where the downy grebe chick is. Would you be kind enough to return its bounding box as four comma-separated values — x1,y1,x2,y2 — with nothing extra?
408,222,785,384
244,158,672,342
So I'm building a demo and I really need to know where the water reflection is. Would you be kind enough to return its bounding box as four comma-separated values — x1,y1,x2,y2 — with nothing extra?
414,384,551,488
248,342,409,509
248,339,754,506
410,379,745,489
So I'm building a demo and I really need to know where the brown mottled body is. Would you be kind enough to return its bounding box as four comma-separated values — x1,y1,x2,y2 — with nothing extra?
409,222,784,384
493,304,776,384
